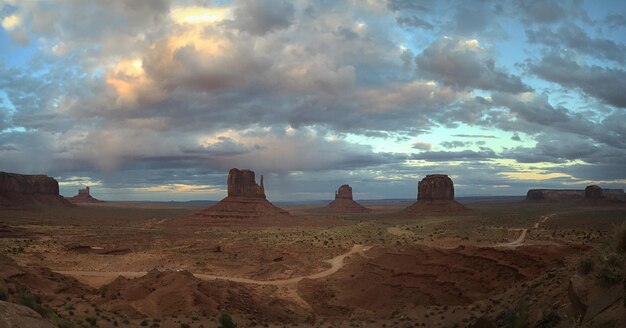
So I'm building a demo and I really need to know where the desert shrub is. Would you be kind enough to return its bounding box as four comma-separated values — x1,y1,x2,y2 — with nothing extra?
219,312,236,328
85,316,97,326
140,319,149,326
597,253,624,286
578,256,594,274
16,289,48,316
49,313,76,328
497,299,529,328
0,289,7,301
534,311,560,328
616,221,626,254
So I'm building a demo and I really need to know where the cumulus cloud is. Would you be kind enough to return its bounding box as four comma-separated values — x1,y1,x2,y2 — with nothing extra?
527,53,626,108
0,0,624,200
229,0,295,35
415,37,531,93
526,24,626,64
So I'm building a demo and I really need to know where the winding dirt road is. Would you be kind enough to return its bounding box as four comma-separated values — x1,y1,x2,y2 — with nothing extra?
55,244,371,288
495,213,554,248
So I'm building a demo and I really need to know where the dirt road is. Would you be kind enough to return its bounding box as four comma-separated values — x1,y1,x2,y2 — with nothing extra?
496,213,554,248
55,244,371,288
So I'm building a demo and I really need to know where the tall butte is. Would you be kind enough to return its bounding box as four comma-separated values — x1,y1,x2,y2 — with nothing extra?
181,168,291,225
402,174,468,215
324,184,370,213
0,171,71,208
67,186,104,203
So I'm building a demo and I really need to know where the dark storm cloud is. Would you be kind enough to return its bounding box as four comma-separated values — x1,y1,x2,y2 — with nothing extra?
415,37,531,93
229,0,295,35
527,54,626,108
526,24,626,64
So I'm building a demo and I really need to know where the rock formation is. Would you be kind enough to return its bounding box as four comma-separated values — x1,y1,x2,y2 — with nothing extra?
418,174,454,201
0,172,71,208
227,168,265,198
402,174,468,215
179,168,292,226
580,185,626,206
0,300,56,328
584,185,603,199
568,275,588,322
324,184,371,213
67,186,104,203
526,189,584,201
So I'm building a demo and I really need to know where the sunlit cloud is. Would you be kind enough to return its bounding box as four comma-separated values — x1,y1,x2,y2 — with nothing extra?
135,184,224,193
500,171,572,181
170,6,232,25
1,15,21,30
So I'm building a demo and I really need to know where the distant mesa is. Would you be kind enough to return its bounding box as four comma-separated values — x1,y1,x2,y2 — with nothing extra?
525,187,625,204
402,174,469,215
0,171,72,208
67,186,104,203
178,168,292,225
324,184,371,214
580,185,625,206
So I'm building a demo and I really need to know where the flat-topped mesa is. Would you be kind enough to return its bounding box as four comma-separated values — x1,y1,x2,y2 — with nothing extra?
0,171,71,207
402,174,468,215
0,172,59,194
526,189,583,201
335,184,353,200
418,174,454,201
227,168,265,198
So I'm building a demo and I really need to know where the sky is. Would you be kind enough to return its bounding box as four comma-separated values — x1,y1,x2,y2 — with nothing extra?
0,0,625,201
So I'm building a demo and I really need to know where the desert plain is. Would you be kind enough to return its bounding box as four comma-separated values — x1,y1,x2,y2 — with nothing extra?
1,195,625,328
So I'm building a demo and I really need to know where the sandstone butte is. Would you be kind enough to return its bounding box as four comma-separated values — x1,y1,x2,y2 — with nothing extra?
67,186,104,203
402,174,469,215
0,171,71,208
178,168,292,225
324,184,371,213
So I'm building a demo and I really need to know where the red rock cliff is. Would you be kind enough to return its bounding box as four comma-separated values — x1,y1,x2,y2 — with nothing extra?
227,168,266,198
418,174,454,201
0,172,59,194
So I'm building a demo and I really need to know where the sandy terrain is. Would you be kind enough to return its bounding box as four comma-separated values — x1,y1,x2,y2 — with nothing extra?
0,201,624,327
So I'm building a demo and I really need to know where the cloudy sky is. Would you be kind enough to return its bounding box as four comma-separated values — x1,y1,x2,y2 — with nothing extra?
0,0,625,201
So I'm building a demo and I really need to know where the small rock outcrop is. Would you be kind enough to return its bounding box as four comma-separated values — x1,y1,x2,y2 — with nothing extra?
178,168,292,226
0,172,71,208
68,186,104,203
324,184,371,213
568,275,588,322
402,174,468,215
0,300,56,328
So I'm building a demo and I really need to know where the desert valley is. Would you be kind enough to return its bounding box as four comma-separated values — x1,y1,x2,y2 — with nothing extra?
0,169,624,328
1,1,625,327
